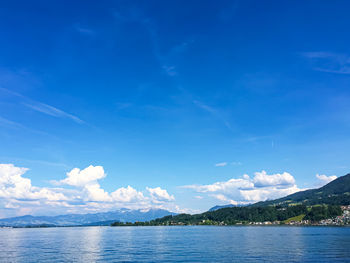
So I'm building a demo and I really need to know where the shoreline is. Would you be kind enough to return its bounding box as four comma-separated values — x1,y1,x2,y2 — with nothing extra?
1,224,349,229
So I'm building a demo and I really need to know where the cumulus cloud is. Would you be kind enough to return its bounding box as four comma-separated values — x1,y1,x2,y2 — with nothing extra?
239,185,301,202
84,183,111,202
147,187,175,203
111,186,145,203
57,165,111,202
60,165,106,187
253,171,295,187
316,174,337,187
183,170,302,204
0,164,175,218
0,164,67,201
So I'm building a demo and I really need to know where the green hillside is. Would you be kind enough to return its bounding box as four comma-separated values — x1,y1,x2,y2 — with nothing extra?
252,173,350,207
111,204,342,226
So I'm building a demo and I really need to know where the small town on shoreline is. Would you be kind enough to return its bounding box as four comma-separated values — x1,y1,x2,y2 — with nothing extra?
235,205,350,226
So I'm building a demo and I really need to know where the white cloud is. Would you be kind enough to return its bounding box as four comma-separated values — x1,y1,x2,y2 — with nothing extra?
0,164,30,199
0,164,175,218
253,171,295,188
215,162,227,167
183,170,302,204
59,165,106,187
147,187,175,203
211,194,229,202
316,174,337,187
172,205,200,215
58,165,111,202
214,161,242,167
243,174,250,180
0,164,67,201
210,194,240,205
239,185,301,203
111,186,145,203
83,183,111,202
184,178,253,193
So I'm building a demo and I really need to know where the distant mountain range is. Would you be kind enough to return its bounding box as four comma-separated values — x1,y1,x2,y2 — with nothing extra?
0,208,176,227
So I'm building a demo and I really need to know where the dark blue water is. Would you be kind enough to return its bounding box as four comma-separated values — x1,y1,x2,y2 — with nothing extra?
0,226,349,262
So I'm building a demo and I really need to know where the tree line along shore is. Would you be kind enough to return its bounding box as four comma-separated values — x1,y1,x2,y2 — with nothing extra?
111,205,350,227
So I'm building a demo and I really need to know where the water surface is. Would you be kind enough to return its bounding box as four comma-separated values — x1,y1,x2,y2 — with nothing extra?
0,226,349,262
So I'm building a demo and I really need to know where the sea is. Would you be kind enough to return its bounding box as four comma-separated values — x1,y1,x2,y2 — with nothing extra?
0,226,349,262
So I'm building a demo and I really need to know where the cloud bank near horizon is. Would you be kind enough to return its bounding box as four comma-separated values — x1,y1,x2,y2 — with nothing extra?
0,164,338,218
0,164,176,218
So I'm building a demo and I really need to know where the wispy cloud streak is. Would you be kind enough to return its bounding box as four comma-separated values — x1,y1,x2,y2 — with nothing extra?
0,116,24,129
0,115,55,137
23,102,84,124
113,9,192,77
74,24,95,36
0,88,84,124
301,52,350,74
193,100,234,131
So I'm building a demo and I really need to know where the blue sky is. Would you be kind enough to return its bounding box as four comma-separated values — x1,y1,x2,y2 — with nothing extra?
0,0,350,217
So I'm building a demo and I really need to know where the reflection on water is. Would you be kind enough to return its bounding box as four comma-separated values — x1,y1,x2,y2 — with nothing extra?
2,228,24,260
0,226,349,262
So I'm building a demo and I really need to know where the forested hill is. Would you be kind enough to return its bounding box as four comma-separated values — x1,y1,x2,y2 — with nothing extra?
209,204,236,211
112,205,342,226
251,173,350,207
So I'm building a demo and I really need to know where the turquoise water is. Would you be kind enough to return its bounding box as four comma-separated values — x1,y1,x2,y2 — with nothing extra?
0,226,349,262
